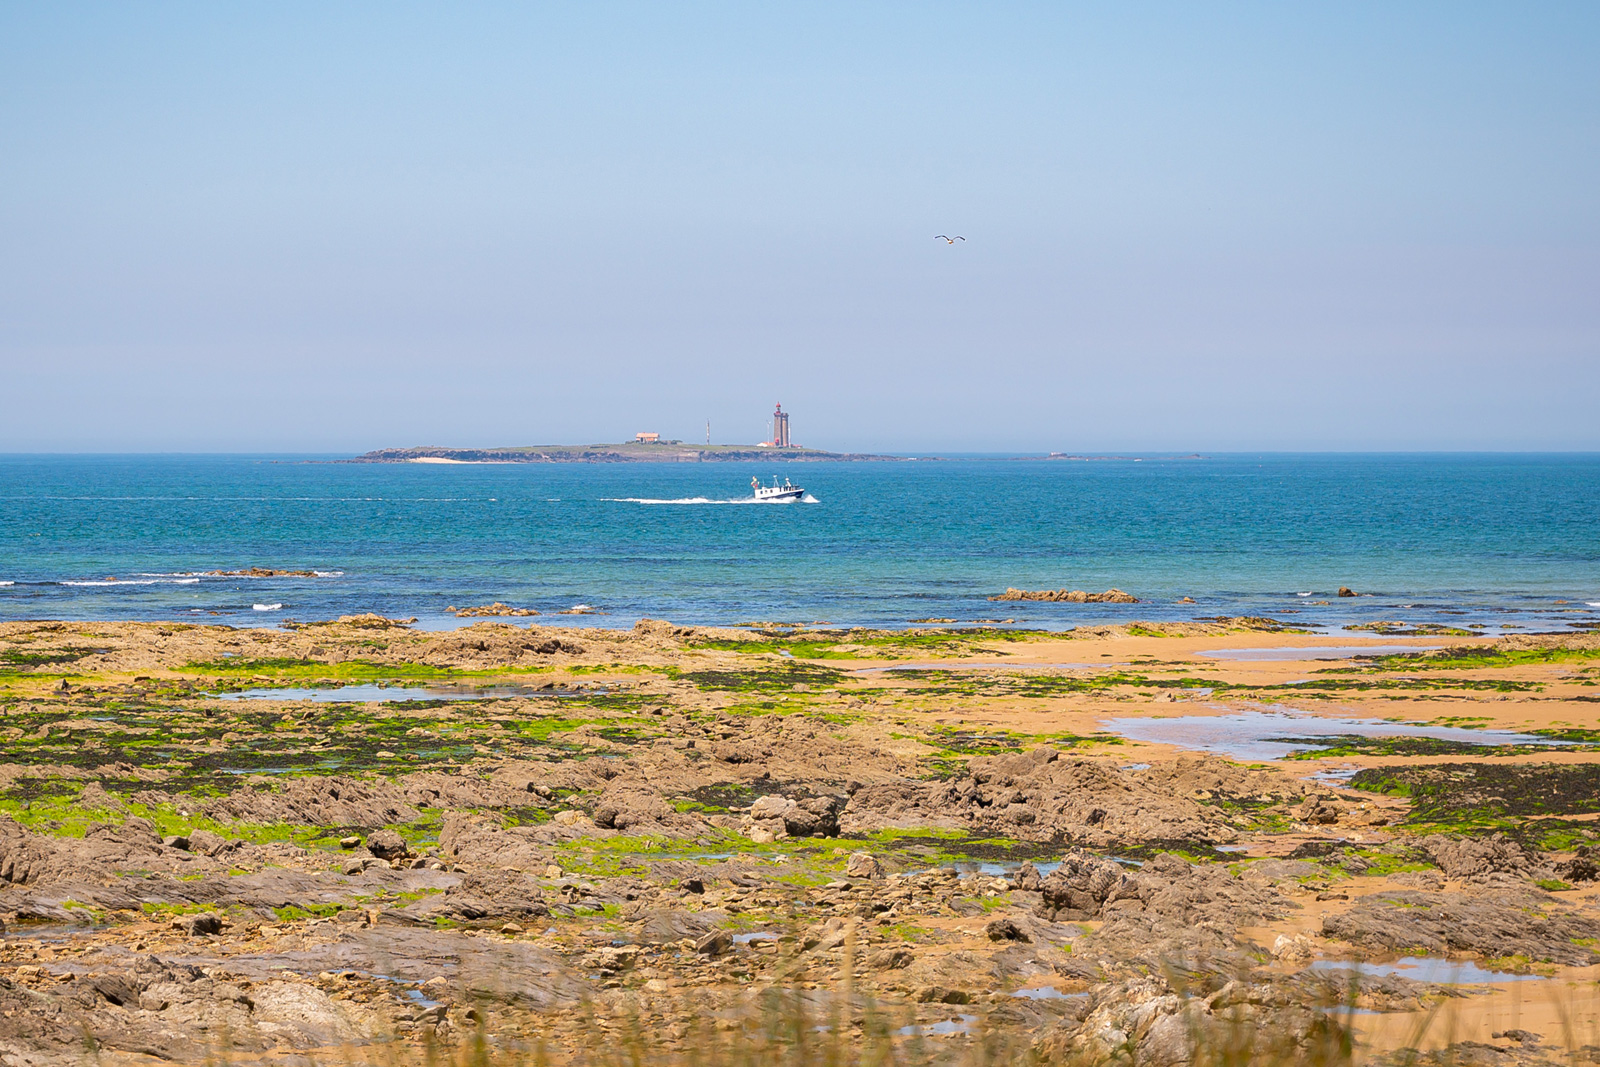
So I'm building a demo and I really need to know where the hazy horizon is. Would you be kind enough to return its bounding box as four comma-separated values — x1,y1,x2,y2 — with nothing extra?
3,4,1597,453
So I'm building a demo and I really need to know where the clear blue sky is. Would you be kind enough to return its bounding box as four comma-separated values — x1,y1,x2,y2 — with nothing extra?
2,3,1597,452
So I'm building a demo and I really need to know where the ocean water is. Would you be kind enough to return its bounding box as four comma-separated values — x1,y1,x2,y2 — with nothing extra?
1,453,1598,633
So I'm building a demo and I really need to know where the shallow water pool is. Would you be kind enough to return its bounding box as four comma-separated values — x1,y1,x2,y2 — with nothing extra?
1309,957,1545,984
1011,986,1086,1001
1103,709,1565,761
1200,645,1443,661
897,1014,978,1036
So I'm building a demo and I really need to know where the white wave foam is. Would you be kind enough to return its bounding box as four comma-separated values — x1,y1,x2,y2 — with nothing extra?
1296,591,1313,597
253,603,283,611
1589,601,1600,608
604,495,819,505
0,581,13,587
313,570,344,577
60,577,200,586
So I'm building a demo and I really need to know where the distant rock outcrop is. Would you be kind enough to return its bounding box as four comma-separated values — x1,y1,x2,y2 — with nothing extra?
449,602,540,617
988,587,1138,603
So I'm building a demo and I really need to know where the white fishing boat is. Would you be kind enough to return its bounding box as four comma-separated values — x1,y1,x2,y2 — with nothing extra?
751,475,805,502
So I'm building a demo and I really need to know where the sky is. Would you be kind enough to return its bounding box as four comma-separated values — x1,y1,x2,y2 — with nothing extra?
1,2,1597,453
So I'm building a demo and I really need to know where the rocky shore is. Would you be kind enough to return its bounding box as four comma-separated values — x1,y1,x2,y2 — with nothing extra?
1,618,1598,1065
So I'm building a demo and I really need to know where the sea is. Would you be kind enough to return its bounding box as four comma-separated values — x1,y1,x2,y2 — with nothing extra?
1,453,1598,635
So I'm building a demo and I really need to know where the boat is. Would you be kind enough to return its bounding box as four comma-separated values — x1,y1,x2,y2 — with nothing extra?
751,475,805,502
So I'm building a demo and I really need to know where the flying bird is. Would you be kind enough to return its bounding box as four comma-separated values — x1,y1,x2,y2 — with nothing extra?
935,235,965,244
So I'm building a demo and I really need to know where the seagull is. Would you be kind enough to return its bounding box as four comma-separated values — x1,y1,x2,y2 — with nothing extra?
935,235,965,244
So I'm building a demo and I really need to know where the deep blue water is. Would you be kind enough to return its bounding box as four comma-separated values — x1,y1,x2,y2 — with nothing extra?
1,453,1598,633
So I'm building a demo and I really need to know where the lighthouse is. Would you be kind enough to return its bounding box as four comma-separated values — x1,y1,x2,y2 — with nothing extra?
771,403,791,448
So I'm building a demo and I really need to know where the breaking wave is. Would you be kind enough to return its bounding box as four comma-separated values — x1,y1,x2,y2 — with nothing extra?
253,603,283,611
60,577,201,586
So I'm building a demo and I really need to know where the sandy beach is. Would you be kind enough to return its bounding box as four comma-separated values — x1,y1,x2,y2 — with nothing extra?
2,616,1597,1064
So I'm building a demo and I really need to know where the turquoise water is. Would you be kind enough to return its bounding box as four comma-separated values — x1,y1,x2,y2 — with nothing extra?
1,453,1598,632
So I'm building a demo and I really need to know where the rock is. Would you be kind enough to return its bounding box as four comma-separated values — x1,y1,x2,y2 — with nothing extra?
1296,795,1341,825
783,796,844,838
866,948,913,970
453,603,540,618
366,829,409,861
1037,848,1134,920
1493,1030,1541,1044
1011,860,1042,891
341,858,365,875
442,868,551,921
340,835,362,849
500,922,524,934
593,789,681,832
749,827,777,845
988,588,1138,603
172,912,225,936
633,907,718,945
551,810,595,829
749,795,795,821
694,930,733,956
985,917,1030,942
1389,870,1445,890
204,775,416,829
1272,933,1315,962
844,852,882,879
1556,851,1600,883
1323,888,1600,964
1035,974,1342,1067
1421,833,1532,881
186,829,229,856
846,751,1284,848
585,946,640,974
162,835,190,851
1338,587,1357,597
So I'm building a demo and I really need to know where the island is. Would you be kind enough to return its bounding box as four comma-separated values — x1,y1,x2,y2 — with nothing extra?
351,441,901,463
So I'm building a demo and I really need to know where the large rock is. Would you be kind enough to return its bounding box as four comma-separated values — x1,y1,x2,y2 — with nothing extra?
1035,974,1349,1067
845,852,883,879
1421,833,1534,881
204,775,417,829
1323,888,1600,964
1038,849,1138,919
366,829,409,861
846,750,1302,846
440,869,550,921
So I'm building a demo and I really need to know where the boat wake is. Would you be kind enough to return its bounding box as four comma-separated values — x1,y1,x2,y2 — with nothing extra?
605,495,819,505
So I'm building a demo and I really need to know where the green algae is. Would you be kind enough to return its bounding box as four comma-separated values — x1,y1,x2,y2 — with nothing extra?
1339,646,1600,672
688,627,1051,660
